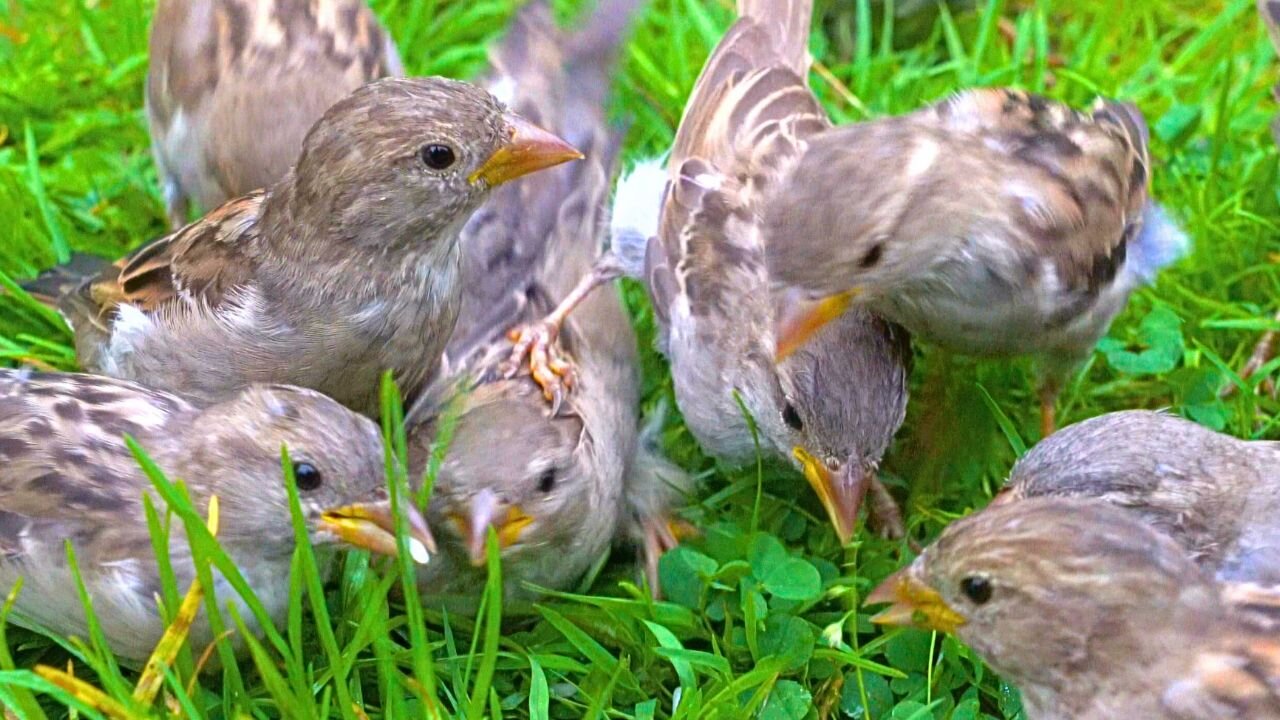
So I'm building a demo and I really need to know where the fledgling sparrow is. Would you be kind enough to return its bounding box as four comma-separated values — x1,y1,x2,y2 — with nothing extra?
998,410,1280,584
600,0,912,541
147,0,404,229
24,77,581,418
868,497,1280,719
404,0,678,599
744,29,1187,437
0,368,434,664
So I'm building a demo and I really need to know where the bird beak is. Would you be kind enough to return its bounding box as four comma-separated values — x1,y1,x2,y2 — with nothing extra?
451,487,534,567
775,289,862,362
468,113,583,187
793,447,867,544
865,563,968,633
319,500,437,565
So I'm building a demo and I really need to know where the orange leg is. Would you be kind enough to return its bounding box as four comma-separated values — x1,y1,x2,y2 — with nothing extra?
1221,309,1280,399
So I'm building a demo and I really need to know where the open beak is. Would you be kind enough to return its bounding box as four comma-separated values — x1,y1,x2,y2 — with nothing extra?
320,500,437,565
450,487,534,566
468,113,583,187
793,447,868,545
865,563,968,633
775,289,862,362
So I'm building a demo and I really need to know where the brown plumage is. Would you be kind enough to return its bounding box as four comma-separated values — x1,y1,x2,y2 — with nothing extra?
403,0,676,599
608,0,912,542
0,368,432,664
1000,410,1280,584
735,7,1187,435
26,77,581,417
868,497,1280,719
147,0,403,228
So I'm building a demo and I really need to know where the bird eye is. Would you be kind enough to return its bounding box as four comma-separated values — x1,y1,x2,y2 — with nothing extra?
537,467,557,493
960,576,992,604
859,242,885,269
782,403,804,431
420,143,456,170
293,462,323,491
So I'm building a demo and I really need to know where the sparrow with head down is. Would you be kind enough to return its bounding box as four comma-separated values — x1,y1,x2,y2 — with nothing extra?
868,497,1280,719
23,76,581,418
147,0,404,229
0,368,433,664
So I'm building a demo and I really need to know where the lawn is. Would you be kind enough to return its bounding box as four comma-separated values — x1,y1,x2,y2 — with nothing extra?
0,0,1276,717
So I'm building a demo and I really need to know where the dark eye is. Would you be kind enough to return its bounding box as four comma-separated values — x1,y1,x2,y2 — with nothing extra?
293,462,323,491
537,467,557,493
960,576,992,604
782,403,804,431
420,144,456,170
859,242,884,268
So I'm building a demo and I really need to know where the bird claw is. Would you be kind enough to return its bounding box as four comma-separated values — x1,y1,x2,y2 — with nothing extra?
500,320,578,414
641,515,698,599
866,477,906,541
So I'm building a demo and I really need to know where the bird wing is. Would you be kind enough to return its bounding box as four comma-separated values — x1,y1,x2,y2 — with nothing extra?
64,192,265,332
1162,633,1280,719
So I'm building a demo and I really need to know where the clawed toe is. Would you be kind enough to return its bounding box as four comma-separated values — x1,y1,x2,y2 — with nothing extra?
501,321,579,414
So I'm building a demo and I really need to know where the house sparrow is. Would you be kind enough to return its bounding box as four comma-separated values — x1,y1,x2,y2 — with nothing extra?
747,49,1187,437
404,0,669,599
0,368,434,664
998,410,1280,584
147,0,403,229
867,497,1280,719
25,77,581,417
598,0,912,541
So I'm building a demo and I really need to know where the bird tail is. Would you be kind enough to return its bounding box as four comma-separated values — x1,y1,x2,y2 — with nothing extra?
17,253,110,308
1122,202,1191,286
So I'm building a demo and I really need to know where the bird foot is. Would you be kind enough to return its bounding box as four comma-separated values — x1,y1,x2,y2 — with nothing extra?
865,478,905,540
1221,312,1279,399
641,515,697,599
500,319,578,415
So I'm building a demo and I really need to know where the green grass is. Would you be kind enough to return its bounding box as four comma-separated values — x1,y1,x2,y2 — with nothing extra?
1,0,1278,717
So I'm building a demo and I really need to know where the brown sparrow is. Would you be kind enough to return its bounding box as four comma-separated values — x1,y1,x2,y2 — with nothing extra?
868,497,1280,719
25,77,581,417
0,368,433,664
999,409,1280,584
147,0,403,229
404,0,675,599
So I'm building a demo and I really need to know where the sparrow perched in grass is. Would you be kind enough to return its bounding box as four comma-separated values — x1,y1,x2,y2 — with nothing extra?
595,0,912,541
744,36,1187,438
998,410,1280,584
404,0,674,599
868,497,1280,719
147,0,403,229
25,77,581,417
0,368,434,664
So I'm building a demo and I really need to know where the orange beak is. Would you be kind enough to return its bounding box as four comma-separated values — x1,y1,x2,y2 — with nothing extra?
468,113,583,187
793,447,868,545
320,500,437,565
775,289,862,361
449,488,534,566
865,563,967,633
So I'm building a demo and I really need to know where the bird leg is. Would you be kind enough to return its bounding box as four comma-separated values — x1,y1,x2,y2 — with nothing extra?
865,477,905,540
640,514,698,599
1038,379,1060,438
1220,309,1280,399
500,254,625,414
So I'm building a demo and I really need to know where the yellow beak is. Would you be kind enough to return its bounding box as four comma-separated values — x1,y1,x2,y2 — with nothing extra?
793,446,866,545
320,500,437,565
468,113,583,187
865,564,968,633
450,488,535,566
775,289,862,362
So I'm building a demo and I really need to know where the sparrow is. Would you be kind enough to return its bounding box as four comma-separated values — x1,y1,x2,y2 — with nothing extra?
0,368,434,664
998,409,1280,584
867,497,1280,719
147,0,403,229
600,0,913,541
733,29,1187,437
24,77,581,418
404,0,670,599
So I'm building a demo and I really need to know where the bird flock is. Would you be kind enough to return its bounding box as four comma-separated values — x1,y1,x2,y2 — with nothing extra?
1,0,1279,716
